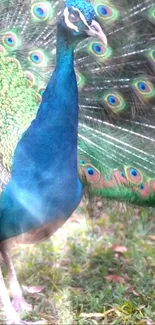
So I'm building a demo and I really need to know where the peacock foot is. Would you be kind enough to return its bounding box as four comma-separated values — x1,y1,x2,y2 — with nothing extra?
12,295,32,313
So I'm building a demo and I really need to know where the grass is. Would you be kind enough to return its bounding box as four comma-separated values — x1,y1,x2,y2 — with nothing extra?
0,201,155,324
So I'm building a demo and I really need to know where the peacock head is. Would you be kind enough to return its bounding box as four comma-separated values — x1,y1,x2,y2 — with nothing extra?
59,0,107,45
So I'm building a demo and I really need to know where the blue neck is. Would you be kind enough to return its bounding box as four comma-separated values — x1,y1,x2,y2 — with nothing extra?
30,24,79,177
56,26,75,69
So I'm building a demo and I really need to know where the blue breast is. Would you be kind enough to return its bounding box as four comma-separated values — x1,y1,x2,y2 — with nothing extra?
0,35,83,242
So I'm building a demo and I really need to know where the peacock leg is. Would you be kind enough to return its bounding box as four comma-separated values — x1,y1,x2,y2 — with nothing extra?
1,249,32,313
0,262,23,324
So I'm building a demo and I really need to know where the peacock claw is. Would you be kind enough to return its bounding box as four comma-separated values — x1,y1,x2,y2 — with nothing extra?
12,295,32,313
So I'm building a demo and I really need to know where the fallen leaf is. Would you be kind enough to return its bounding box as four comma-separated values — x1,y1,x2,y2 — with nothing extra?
26,321,50,325
105,275,126,284
148,235,155,241
38,313,56,322
132,289,139,296
146,319,153,325
137,319,153,325
111,245,127,253
80,309,115,319
80,313,104,319
22,285,45,294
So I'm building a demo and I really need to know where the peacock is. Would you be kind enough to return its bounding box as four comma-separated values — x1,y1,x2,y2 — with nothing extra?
0,0,154,323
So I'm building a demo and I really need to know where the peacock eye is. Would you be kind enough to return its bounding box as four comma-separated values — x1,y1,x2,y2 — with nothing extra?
69,11,80,23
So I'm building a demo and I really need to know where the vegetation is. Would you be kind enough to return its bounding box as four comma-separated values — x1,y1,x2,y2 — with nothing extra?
0,201,155,324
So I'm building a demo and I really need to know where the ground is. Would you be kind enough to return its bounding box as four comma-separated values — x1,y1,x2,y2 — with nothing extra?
0,201,155,324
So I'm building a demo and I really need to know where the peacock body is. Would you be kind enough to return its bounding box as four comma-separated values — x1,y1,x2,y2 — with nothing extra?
0,19,84,243
0,0,154,323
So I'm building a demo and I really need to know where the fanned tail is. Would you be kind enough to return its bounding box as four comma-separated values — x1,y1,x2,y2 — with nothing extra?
0,0,63,169
78,0,155,206
0,0,155,206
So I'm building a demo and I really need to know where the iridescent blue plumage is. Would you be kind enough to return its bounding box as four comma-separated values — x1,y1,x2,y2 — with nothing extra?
0,13,85,242
0,0,106,244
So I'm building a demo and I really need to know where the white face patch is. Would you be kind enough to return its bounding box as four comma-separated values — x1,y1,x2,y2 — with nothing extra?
72,7,90,28
63,6,91,33
64,7,79,32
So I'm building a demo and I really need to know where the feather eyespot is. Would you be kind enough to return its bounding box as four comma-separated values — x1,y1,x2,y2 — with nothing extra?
125,167,143,185
107,94,123,109
98,5,109,17
102,91,126,113
28,50,47,66
113,170,127,185
82,164,101,183
120,171,125,178
94,2,119,23
138,182,151,198
80,160,86,165
6,37,13,46
132,78,155,99
87,167,94,175
139,184,144,190
130,168,138,177
3,32,19,49
31,53,41,63
31,1,52,21
138,82,150,93
35,6,46,18
92,43,103,54
88,42,112,61
108,95,117,105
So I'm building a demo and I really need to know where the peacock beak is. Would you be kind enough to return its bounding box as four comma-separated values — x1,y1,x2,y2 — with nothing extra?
86,20,107,45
